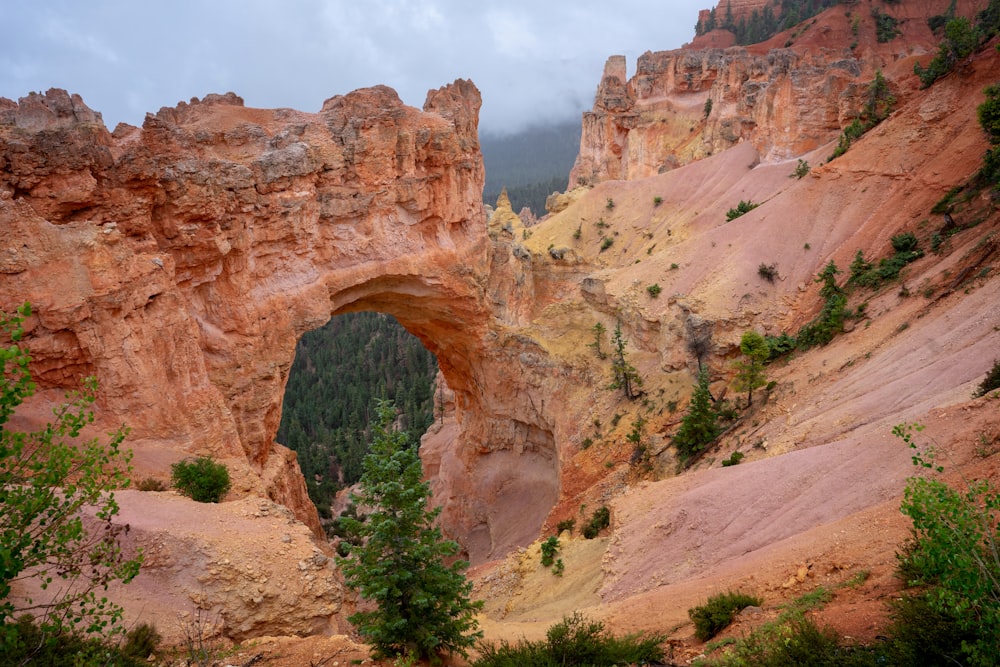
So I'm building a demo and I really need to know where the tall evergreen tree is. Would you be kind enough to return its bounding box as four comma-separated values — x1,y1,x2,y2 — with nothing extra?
608,322,643,400
336,401,482,664
733,330,769,407
673,367,721,459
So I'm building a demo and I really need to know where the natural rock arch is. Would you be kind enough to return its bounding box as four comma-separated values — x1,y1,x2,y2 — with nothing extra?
0,84,560,562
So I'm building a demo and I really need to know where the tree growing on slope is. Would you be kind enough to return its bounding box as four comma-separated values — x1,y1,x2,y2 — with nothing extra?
673,367,721,460
336,400,482,664
608,322,643,400
733,330,769,408
0,303,142,660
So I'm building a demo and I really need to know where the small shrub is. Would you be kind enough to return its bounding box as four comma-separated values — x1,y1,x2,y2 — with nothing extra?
726,200,759,221
689,590,763,641
721,451,745,467
556,518,575,535
540,536,560,568
647,283,662,298
791,159,810,179
580,437,593,450
123,622,162,661
757,263,778,283
606,198,615,210
600,236,614,252
171,456,231,503
704,98,713,118
653,196,663,206
976,359,1000,396
572,225,581,240
670,262,679,270
582,506,610,539
137,477,167,492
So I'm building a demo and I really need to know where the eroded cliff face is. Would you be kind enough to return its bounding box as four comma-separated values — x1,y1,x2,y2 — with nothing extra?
0,84,566,566
570,0,980,185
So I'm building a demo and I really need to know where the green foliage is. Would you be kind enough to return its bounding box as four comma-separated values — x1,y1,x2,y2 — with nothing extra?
733,331,769,407
726,200,759,221
647,283,662,298
472,612,665,667
674,367,721,460
701,0,843,46
796,261,847,348
689,590,763,641
0,615,158,667
278,312,437,518
608,322,642,400
170,457,231,503
556,518,575,535
829,71,895,161
600,236,614,251
337,401,482,664
704,98,714,118
653,195,663,206
606,198,615,210
978,84,1000,190
764,332,797,360
790,159,810,179
540,536,560,569
976,359,1000,396
0,304,142,658
721,451,745,467
589,322,607,360
582,506,610,540
848,234,923,290
915,16,981,87
871,8,901,42
893,422,1000,666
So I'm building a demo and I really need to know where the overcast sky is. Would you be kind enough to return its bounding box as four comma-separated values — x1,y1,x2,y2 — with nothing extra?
1,1,707,136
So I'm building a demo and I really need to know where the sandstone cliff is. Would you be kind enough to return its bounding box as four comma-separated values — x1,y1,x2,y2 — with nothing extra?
572,0,985,184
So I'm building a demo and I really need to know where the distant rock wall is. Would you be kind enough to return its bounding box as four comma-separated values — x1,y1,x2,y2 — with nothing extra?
570,1,966,185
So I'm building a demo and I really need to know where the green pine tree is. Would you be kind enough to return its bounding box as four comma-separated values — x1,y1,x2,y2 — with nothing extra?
336,401,482,664
733,331,769,408
608,322,643,400
673,367,721,459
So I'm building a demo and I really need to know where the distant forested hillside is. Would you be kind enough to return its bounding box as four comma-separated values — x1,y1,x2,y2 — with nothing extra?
277,312,437,518
482,120,580,217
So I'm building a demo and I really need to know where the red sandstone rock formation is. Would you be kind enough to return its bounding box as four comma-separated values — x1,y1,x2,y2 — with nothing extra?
571,0,984,185
0,83,564,563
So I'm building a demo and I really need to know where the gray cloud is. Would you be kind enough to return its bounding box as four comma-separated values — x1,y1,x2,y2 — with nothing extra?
1,0,706,135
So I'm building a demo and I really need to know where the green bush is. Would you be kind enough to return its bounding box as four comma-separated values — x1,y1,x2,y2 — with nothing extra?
171,457,231,503
689,590,763,641
472,613,665,667
647,283,662,298
726,200,759,221
0,616,156,667
721,451,745,467
976,359,1000,396
582,506,610,539
555,518,575,535
540,536,560,568
790,159,810,179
